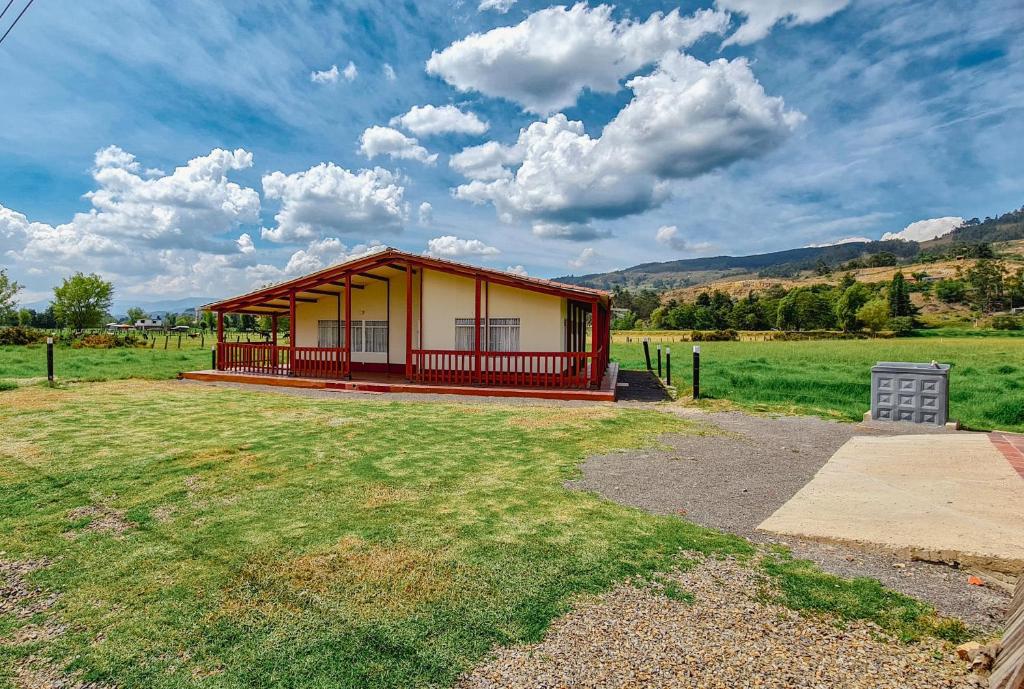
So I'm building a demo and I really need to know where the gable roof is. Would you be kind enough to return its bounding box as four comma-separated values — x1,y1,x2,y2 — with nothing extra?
204,247,609,313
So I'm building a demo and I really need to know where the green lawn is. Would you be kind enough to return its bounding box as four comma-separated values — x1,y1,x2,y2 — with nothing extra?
0,382,962,688
613,336,1024,431
0,344,211,382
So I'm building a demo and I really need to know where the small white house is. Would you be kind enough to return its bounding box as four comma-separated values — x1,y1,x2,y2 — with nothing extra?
134,318,163,331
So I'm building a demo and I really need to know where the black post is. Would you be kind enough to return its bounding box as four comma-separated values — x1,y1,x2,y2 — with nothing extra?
46,337,54,385
643,338,652,371
211,345,217,371
666,347,671,386
657,344,662,378
692,345,700,400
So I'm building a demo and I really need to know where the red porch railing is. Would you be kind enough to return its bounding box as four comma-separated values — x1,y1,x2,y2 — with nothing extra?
217,343,348,378
412,349,596,389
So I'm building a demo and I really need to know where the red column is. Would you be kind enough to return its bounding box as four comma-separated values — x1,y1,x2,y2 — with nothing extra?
271,315,278,372
288,291,296,374
474,275,482,384
216,311,224,370
590,300,599,387
344,273,352,379
405,263,413,380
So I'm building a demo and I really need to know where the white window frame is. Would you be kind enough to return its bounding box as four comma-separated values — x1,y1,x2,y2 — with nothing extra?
454,317,520,352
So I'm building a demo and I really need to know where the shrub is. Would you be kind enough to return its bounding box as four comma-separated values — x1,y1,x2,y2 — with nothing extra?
73,333,119,349
935,279,966,303
857,299,890,334
690,329,739,341
889,317,917,336
0,325,48,345
991,315,1023,330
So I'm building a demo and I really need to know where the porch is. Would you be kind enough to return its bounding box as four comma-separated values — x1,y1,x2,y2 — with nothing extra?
189,248,614,399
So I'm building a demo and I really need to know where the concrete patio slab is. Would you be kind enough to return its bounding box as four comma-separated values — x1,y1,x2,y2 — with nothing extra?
758,434,1024,576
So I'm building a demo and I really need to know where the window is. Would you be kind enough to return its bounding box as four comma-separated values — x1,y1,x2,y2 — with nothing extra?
317,319,386,353
363,320,388,353
454,317,520,352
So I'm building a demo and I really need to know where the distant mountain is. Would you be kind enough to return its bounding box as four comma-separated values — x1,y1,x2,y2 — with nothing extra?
556,204,1024,292
20,296,216,319
555,240,919,291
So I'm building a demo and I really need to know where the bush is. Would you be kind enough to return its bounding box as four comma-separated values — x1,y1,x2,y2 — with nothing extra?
935,279,966,303
992,315,1023,330
889,317,917,335
690,329,739,341
0,325,48,345
72,333,119,349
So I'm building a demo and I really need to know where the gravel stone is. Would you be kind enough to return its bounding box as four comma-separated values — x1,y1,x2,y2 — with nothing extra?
458,553,974,689
568,409,1010,629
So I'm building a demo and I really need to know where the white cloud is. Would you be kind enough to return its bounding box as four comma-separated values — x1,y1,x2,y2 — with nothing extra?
804,236,873,247
425,235,500,257
310,64,340,84
261,163,408,243
530,221,610,241
450,141,524,181
567,247,597,269
454,54,802,236
358,126,437,165
383,63,396,81
655,225,686,251
236,232,255,254
716,0,850,46
505,264,528,276
426,3,729,114
94,145,141,172
479,0,516,13
390,104,489,137
881,216,964,242
342,61,358,82
418,201,433,225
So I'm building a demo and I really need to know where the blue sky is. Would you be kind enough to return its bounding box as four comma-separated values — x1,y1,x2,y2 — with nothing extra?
1,0,1021,303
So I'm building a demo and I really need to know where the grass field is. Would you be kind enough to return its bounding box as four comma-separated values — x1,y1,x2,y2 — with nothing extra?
612,336,1024,432
0,382,964,688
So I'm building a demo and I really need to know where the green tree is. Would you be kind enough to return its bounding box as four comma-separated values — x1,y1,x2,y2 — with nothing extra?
0,268,22,324
52,272,113,330
965,259,1006,313
857,299,890,334
835,283,872,332
126,307,147,324
887,271,913,317
935,279,966,303
17,308,33,327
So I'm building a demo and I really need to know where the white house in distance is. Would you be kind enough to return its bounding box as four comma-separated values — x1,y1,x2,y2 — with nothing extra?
134,318,163,331
184,248,616,401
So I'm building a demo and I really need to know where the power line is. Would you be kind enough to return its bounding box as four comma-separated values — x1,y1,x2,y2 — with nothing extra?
0,0,35,47
0,0,16,23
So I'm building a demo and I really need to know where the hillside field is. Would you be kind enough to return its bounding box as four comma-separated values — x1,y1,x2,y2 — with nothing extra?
612,336,1024,432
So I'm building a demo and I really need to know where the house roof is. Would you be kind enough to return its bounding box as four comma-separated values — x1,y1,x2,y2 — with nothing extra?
204,247,608,314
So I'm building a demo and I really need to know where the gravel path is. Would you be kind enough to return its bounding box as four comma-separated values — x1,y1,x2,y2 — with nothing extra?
458,552,974,689
568,408,1010,630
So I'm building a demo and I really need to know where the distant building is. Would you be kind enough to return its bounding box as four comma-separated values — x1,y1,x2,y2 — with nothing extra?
134,318,163,331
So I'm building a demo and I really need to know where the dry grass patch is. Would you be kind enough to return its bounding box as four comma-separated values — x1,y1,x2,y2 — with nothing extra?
64,501,137,538
505,406,618,431
361,483,419,509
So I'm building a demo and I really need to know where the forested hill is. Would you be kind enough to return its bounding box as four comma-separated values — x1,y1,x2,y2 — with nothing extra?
555,240,919,291
557,204,1024,291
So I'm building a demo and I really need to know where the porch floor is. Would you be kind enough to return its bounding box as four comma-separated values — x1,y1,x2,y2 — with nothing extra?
180,362,619,402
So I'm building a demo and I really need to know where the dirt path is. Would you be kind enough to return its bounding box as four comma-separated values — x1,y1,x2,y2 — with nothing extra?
459,553,974,689
568,408,1010,630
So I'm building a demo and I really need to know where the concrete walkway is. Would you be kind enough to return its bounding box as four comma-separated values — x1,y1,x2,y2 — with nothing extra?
759,434,1024,576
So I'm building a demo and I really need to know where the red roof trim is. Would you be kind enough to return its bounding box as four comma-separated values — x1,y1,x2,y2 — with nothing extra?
204,248,608,312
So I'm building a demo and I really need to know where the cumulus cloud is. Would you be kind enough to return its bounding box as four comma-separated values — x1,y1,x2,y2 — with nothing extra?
382,63,396,81
717,0,850,46
390,104,489,137
418,201,433,225
310,64,340,84
236,232,255,254
567,247,597,269
358,126,437,165
655,225,687,251
881,216,964,242
505,264,528,276
449,141,524,181
479,0,516,13
261,163,408,243
425,235,500,257
426,3,729,114
453,54,802,237
342,61,358,81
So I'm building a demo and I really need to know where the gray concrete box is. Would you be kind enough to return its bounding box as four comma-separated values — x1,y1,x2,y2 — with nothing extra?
870,362,950,426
